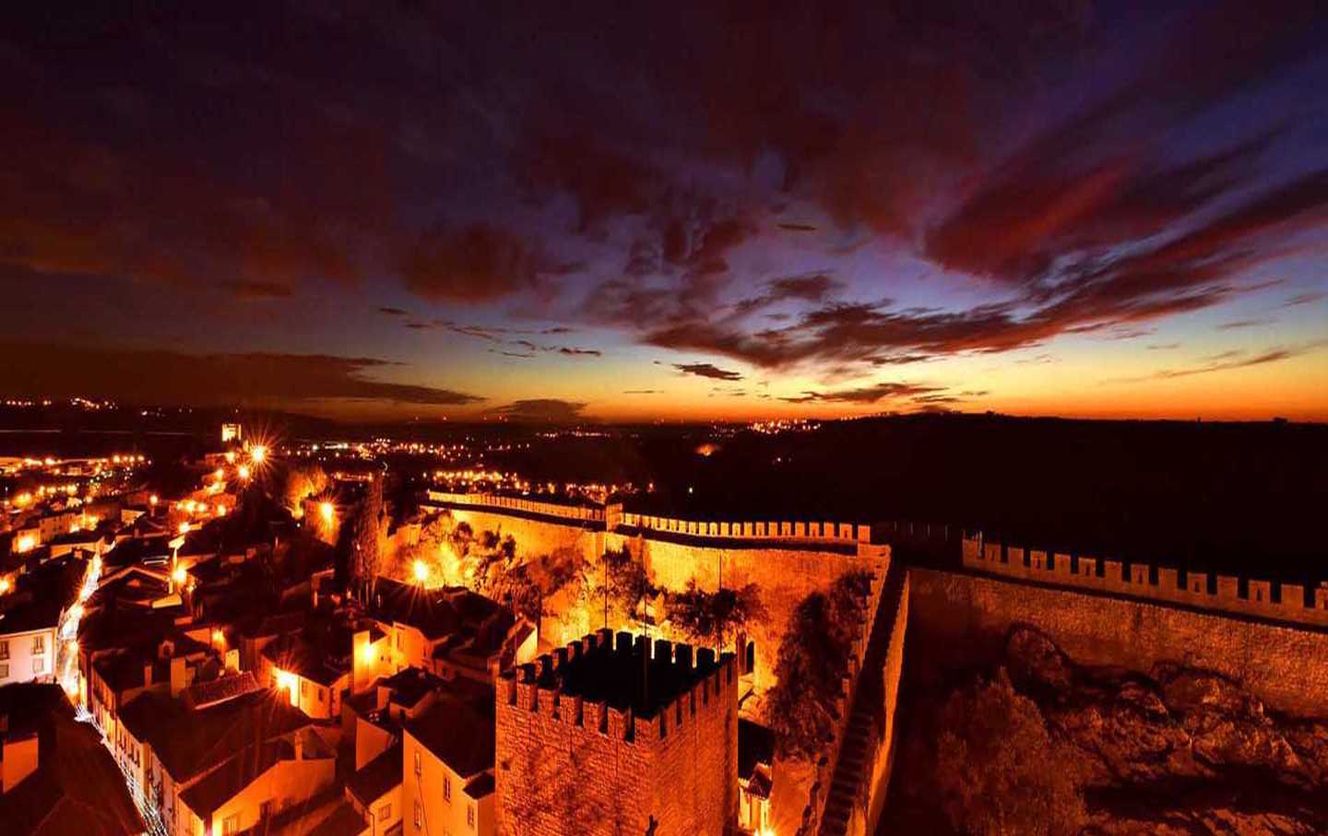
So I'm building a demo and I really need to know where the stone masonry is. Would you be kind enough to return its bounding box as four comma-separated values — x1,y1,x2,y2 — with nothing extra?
495,629,738,836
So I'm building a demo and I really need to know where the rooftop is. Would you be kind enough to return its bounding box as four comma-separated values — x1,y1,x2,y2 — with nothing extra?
369,577,513,643
346,741,402,805
118,688,310,782
403,686,495,779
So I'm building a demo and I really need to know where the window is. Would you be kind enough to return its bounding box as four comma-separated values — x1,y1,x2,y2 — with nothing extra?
378,803,391,821
33,657,44,675
414,749,421,776
301,679,310,697
0,663,7,678
443,775,451,802
467,805,475,829
32,635,45,654
0,640,8,660
318,687,326,703
413,800,422,829
222,814,240,835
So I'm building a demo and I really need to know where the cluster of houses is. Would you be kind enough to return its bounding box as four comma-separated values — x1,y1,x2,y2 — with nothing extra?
1,443,538,836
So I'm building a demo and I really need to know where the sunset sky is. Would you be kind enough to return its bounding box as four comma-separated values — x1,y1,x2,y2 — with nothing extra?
2,2,1326,422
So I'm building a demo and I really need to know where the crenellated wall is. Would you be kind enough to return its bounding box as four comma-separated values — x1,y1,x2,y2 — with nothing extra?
620,511,869,545
425,490,604,523
909,567,1328,717
962,535,1328,629
495,629,738,836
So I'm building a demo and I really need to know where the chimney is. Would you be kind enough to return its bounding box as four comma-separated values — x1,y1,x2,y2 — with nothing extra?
293,731,304,761
143,662,153,689
169,656,187,698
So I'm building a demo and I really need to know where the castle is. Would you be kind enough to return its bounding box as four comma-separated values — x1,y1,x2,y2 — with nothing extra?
425,491,1328,836
495,629,738,836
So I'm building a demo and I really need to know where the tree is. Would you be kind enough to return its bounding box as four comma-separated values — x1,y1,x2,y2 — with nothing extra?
933,669,1085,835
826,570,874,651
667,580,767,652
344,476,387,598
596,546,655,628
281,464,329,517
766,592,846,761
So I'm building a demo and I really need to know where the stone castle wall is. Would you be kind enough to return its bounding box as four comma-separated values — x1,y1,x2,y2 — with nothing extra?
426,492,888,708
909,567,1328,716
620,511,868,545
962,536,1328,629
611,531,890,701
495,630,737,836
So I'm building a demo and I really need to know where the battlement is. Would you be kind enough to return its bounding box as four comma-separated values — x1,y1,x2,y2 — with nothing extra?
963,535,1328,629
425,489,873,547
619,511,869,545
425,490,605,523
498,628,737,744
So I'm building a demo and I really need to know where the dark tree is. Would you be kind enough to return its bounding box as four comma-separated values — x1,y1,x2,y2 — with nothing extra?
667,580,767,652
766,592,846,761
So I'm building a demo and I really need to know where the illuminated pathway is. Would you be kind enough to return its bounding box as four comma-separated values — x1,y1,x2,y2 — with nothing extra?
61,551,167,836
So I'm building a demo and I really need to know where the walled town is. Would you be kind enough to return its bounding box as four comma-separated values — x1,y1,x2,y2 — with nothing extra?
0,422,1325,836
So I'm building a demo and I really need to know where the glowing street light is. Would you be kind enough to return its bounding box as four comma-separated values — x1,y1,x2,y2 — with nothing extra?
237,464,251,481
171,565,188,586
250,445,268,465
413,559,429,584
178,521,191,535
0,577,10,595
320,501,335,525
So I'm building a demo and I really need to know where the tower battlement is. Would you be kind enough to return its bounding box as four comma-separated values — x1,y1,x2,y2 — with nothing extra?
499,628,737,744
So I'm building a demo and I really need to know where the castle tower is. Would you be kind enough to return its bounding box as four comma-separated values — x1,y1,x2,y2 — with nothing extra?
495,630,738,836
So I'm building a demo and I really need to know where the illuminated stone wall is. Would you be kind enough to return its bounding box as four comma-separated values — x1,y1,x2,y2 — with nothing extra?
909,567,1328,716
494,631,738,836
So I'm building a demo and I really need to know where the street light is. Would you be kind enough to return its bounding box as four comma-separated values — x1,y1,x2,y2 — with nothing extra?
413,560,429,584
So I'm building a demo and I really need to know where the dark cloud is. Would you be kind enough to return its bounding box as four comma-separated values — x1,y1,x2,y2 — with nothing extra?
378,306,409,316
1218,319,1274,330
557,347,602,357
781,381,942,404
488,399,587,423
1142,349,1296,380
401,223,546,303
224,280,294,301
623,389,661,395
673,362,743,381
1285,292,1326,307
0,342,482,407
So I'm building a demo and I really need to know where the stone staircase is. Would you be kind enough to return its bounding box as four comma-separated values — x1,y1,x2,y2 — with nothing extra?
818,565,907,836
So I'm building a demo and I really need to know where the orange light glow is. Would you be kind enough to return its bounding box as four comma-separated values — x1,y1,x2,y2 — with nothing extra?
237,464,251,480
319,501,335,524
0,577,11,595
178,521,191,535
150,494,159,506
15,534,36,553
172,565,188,585
413,559,429,584
250,445,267,464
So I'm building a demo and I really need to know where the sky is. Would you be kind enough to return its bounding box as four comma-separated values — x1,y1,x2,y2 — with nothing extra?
1,1,1326,423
